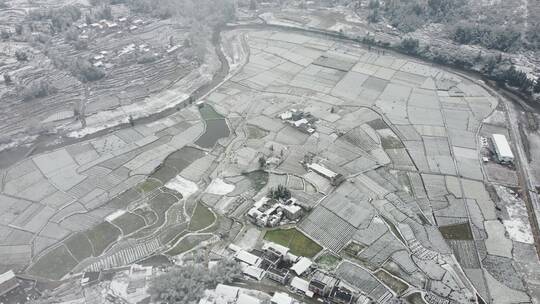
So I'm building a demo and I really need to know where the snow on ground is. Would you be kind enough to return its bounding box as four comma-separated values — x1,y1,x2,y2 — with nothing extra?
497,186,535,244
165,175,199,200
234,227,260,250
66,91,190,138
65,43,220,139
259,12,304,28
221,32,248,74
483,110,507,126
504,219,534,244
342,8,364,24
0,134,37,153
328,22,353,33
205,178,235,195
106,210,126,221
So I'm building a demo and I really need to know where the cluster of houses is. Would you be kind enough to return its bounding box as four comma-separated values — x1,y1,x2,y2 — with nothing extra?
279,109,317,134
247,197,305,228
230,243,365,304
199,284,299,304
75,17,145,32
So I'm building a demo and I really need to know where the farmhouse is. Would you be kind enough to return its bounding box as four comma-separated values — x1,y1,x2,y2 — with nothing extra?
243,265,265,281
290,257,313,276
279,109,317,134
271,292,296,304
266,267,290,285
0,270,19,297
492,134,514,164
237,293,261,304
235,250,262,267
247,197,304,228
290,277,314,298
309,271,340,297
329,286,354,304
307,163,345,186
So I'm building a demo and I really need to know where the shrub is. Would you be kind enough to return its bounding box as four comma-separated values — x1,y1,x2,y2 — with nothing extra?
267,184,291,200
399,37,420,54
69,58,105,82
3,73,12,84
21,80,54,101
15,50,28,61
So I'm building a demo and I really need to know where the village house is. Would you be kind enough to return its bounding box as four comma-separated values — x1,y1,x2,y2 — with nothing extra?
306,163,345,186
309,271,340,297
0,270,19,298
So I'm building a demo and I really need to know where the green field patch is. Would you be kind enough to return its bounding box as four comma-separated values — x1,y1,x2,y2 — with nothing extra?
159,222,189,245
84,222,121,256
366,118,388,130
381,216,406,244
342,241,366,256
246,125,269,139
136,178,162,194
151,165,179,184
133,208,157,226
439,222,473,240
264,228,322,258
381,136,404,149
28,245,78,281
166,234,213,256
315,252,342,270
189,202,216,231
132,193,177,238
105,188,141,209
112,212,146,235
243,170,269,193
374,269,409,295
199,104,225,120
200,214,233,235
64,232,94,261
138,254,173,267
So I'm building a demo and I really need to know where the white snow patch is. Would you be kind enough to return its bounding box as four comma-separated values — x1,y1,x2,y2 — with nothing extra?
0,134,38,153
503,219,534,244
66,91,190,138
205,178,235,195
165,175,199,200
106,210,126,221
328,22,352,33
483,110,507,126
497,185,534,244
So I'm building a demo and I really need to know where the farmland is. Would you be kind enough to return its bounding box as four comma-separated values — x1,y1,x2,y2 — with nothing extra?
1,3,540,304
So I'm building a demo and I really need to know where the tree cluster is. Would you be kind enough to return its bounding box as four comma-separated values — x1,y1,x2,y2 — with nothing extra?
126,0,235,25
486,64,535,93
15,50,29,61
148,259,242,304
450,22,521,52
399,37,419,54
20,80,55,101
69,58,106,82
27,5,82,33
375,0,465,32
267,184,291,200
